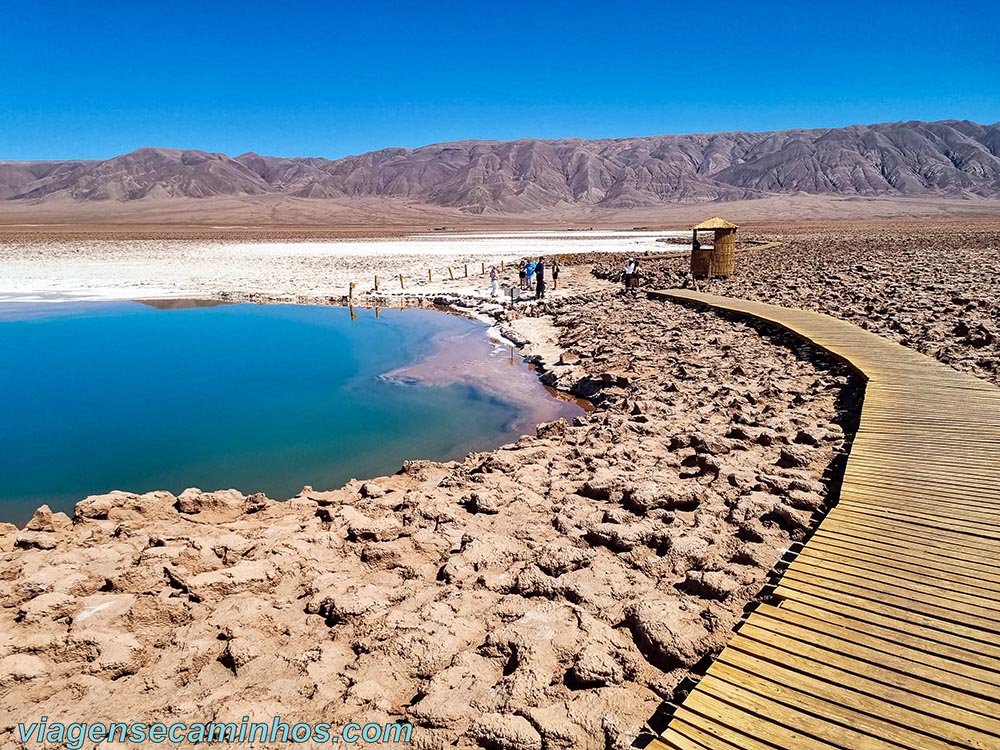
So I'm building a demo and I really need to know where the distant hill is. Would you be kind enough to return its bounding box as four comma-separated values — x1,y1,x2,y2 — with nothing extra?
3,120,999,213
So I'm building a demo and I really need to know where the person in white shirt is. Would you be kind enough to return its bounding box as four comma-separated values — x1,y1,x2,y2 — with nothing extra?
623,258,635,292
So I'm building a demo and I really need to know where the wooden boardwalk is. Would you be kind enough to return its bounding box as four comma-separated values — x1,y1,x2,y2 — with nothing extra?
646,289,1000,750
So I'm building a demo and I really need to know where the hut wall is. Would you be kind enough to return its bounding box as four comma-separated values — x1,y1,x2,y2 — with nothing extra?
711,229,736,277
691,248,712,278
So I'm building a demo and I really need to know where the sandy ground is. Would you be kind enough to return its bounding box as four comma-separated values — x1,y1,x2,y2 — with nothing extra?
2,194,999,236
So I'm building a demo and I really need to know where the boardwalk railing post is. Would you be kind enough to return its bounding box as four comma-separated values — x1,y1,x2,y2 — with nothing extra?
374,275,379,292
399,274,405,289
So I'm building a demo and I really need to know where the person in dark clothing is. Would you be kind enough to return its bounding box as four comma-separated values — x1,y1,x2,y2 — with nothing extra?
535,257,546,299
551,259,560,289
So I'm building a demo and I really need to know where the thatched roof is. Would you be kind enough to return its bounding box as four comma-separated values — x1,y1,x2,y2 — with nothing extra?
692,217,739,230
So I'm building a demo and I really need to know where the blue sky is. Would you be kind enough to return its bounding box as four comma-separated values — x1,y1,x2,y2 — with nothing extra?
1,0,997,160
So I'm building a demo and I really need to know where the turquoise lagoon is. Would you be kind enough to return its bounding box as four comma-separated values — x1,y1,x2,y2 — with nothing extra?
0,301,583,524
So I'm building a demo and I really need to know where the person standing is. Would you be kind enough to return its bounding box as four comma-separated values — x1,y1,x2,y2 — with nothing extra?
490,265,499,297
525,260,536,291
623,257,635,293
518,262,527,289
535,256,546,299
551,259,560,290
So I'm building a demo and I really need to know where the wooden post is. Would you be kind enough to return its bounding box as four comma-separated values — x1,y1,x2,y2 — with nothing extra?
500,260,504,271
448,266,455,280
399,273,405,289
349,282,355,299
464,264,468,277
428,269,432,282
481,262,486,274
374,275,380,292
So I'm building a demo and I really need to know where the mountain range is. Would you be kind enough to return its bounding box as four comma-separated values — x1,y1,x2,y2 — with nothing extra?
2,120,999,213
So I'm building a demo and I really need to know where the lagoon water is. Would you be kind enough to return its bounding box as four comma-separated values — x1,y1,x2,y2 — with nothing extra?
0,301,583,524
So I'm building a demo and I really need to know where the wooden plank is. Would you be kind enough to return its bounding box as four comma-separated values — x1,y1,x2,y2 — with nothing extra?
753,604,1000,691
683,684,905,750
720,640,1000,742
828,504,1000,544
840,484,1000,515
664,711,774,750
845,455,1000,481
820,511,1000,559
773,578,1000,652
838,483,1000,514
646,735,704,750
806,534,1000,589
797,540,1000,598
737,619,1000,717
811,522,1000,574
840,495,1000,530
840,477,1000,506
702,664,963,750
781,562,1000,631
843,464,1000,490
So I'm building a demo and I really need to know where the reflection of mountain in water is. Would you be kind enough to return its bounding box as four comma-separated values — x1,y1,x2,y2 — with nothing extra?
137,298,232,310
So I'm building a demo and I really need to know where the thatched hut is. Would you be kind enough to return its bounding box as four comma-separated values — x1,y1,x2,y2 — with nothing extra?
691,217,739,278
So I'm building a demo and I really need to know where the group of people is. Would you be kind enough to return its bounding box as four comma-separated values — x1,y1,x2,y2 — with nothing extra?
489,258,559,299
517,258,559,299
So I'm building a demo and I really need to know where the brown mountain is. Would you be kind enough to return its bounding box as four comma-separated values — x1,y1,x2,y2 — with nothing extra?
3,120,999,213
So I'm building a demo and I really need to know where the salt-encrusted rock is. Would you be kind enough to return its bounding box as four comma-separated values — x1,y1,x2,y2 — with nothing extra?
571,645,624,686
25,505,71,533
624,600,712,671
359,481,386,498
469,713,543,750
0,654,47,688
176,487,245,514
681,570,740,600
340,506,403,542
17,592,78,624
0,523,18,552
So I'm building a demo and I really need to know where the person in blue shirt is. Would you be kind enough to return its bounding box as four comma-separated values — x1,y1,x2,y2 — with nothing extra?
525,261,536,291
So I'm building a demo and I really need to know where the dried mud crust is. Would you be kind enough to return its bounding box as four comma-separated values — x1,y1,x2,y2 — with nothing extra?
593,225,1000,386
0,293,862,750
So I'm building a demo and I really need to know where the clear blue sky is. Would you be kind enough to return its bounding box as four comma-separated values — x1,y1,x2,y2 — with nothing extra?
1,0,997,160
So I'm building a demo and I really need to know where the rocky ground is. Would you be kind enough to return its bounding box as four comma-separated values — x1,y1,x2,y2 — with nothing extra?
593,222,1000,386
0,290,861,750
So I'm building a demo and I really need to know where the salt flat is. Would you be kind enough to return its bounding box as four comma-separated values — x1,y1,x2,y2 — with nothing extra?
0,230,687,301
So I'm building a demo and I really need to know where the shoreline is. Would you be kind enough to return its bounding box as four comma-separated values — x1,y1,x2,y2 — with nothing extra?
0,294,587,529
